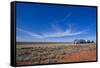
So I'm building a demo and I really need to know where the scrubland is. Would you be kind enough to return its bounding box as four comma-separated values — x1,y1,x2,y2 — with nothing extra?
16,43,96,65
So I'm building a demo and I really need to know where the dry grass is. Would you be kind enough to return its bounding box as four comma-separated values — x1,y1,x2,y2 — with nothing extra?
16,43,96,65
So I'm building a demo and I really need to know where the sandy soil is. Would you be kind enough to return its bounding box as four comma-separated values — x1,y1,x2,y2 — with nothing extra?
62,50,96,62
16,43,96,65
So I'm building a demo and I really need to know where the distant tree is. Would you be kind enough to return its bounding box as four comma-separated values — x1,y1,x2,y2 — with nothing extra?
79,39,86,43
74,39,95,44
74,39,79,44
87,40,91,43
91,40,94,43
74,39,86,44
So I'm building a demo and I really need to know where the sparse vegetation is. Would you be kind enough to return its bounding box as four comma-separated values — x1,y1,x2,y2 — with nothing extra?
16,43,96,65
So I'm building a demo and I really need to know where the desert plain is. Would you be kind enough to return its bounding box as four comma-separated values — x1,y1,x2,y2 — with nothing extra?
16,42,96,65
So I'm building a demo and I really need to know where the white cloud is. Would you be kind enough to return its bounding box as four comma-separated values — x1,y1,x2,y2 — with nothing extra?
17,28,43,38
42,26,86,38
62,13,71,21
51,24,63,32
17,25,87,39
17,14,87,39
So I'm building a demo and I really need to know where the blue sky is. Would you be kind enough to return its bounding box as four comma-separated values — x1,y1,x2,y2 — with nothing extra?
16,3,97,42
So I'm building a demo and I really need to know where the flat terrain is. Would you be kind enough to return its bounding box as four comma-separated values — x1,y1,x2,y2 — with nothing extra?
16,42,96,65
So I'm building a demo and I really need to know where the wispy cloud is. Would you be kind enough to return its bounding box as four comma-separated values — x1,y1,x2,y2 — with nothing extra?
17,14,87,39
17,28,43,38
42,25,87,38
17,25,87,39
52,13,71,24
62,13,71,21
51,24,63,32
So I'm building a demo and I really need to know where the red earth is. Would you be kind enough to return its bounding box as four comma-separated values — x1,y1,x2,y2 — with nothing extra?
17,50,96,65
62,50,96,62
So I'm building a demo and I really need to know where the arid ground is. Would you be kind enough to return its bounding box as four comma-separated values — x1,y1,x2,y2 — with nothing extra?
16,42,96,65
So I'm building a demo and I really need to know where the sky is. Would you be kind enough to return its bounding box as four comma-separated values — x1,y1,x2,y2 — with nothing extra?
16,3,97,42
